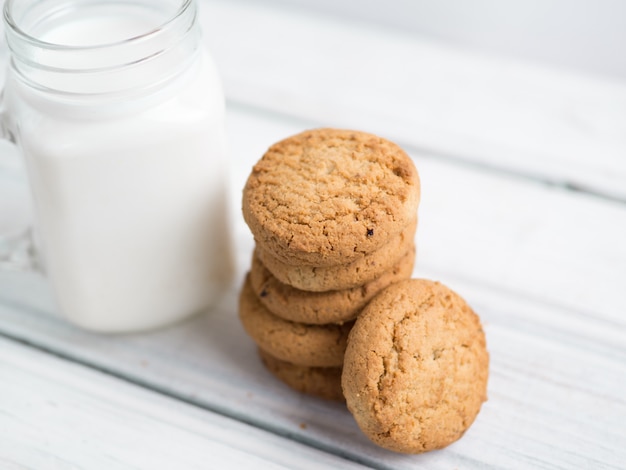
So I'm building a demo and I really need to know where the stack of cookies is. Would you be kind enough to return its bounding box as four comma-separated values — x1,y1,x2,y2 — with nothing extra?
239,128,421,401
239,128,490,454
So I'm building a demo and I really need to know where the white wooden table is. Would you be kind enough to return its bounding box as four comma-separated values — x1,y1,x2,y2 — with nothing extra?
1,1,625,468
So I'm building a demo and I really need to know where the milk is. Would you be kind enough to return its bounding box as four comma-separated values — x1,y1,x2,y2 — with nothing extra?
3,5,233,331
32,5,162,46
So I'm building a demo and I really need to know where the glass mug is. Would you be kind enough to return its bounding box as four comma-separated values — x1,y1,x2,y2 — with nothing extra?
0,0,234,332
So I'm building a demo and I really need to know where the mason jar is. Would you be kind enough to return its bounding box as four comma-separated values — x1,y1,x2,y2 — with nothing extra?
0,0,234,332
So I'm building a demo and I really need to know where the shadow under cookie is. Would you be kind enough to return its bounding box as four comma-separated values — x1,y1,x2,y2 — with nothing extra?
258,348,344,402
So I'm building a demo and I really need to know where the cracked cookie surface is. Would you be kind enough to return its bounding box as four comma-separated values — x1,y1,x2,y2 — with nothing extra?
256,218,417,292
250,244,415,324
242,128,420,267
342,279,489,454
239,274,352,367
258,348,344,401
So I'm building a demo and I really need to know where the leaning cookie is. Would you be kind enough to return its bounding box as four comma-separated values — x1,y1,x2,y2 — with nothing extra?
250,244,415,325
342,279,489,454
239,274,352,367
258,348,344,402
242,128,420,267
256,218,417,292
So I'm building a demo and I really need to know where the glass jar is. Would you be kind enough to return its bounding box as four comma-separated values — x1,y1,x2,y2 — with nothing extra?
0,0,233,332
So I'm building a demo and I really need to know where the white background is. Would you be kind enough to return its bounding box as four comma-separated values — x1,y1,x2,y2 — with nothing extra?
259,0,626,80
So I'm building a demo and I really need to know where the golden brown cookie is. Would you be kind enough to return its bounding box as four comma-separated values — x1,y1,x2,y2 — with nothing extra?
256,218,417,292
342,279,489,454
239,275,352,367
242,128,420,267
258,348,344,402
249,244,415,324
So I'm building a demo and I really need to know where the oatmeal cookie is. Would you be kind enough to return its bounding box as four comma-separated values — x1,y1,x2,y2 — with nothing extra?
342,279,489,453
242,128,420,267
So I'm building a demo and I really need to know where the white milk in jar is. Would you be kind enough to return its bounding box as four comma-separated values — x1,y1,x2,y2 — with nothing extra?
1,0,233,331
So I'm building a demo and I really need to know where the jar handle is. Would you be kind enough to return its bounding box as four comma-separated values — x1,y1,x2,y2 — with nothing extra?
0,90,40,272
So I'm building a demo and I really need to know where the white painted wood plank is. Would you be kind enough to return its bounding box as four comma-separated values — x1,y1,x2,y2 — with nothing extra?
255,0,626,80
0,282,624,469
3,102,624,345
0,337,366,470
198,0,626,201
1,107,625,468
0,87,626,469
2,77,626,470
0,2,624,468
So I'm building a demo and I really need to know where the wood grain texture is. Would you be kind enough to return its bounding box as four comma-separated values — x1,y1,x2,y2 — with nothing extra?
1,106,624,468
199,0,626,201
1,1,626,467
1,280,624,469
0,337,366,470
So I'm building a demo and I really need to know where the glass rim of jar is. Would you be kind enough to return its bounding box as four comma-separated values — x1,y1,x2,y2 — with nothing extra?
2,0,201,99
3,0,194,51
